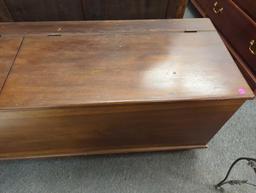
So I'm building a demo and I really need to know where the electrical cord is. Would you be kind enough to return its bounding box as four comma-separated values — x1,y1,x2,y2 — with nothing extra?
215,157,256,190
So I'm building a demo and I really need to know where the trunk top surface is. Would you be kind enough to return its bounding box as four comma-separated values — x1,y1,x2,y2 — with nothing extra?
0,37,22,92
0,19,254,110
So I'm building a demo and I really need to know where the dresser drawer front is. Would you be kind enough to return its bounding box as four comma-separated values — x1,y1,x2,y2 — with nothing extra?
197,0,256,74
232,0,256,21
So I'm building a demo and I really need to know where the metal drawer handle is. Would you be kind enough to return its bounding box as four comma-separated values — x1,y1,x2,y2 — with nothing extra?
213,1,224,14
249,40,256,55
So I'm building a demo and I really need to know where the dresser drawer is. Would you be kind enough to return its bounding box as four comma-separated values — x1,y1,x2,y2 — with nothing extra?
232,0,256,21
196,0,256,74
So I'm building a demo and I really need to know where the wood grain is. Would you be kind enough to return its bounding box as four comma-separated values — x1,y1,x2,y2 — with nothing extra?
4,0,84,21
192,0,256,92
232,0,256,21
0,0,13,21
166,0,188,18
0,100,244,160
194,0,256,74
83,0,169,20
2,0,187,21
0,37,23,91
222,34,256,94
0,31,253,109
0,19,254,159
0,19,215,36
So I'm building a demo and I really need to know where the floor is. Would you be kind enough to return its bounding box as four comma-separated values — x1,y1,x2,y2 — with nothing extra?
0,3,256,193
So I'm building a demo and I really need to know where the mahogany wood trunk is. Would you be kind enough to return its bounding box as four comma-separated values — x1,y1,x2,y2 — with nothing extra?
0,19,254,160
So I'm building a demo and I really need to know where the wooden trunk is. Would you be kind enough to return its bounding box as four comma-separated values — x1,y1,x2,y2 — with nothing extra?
0,0,188,22
0,19,254,160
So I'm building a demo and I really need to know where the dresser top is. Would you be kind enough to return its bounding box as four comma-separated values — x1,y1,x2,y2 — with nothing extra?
0,19,254,110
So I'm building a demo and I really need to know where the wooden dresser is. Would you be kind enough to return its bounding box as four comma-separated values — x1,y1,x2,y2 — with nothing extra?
0,19,254,160
0,0,188,21
191,0,256,94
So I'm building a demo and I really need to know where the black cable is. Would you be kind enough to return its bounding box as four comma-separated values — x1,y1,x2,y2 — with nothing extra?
215,157,256,190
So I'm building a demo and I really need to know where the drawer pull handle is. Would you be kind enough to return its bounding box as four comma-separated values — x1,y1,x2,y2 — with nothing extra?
249,40,256,55
213,1,224,14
